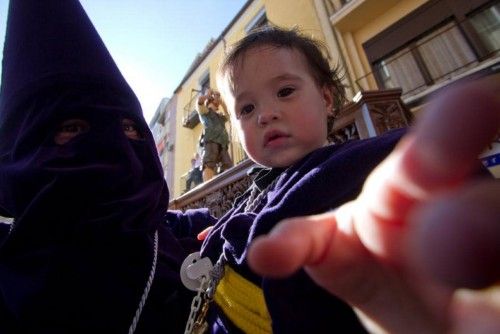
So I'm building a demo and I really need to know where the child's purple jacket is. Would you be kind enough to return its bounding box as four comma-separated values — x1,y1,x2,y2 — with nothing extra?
201,129,405,333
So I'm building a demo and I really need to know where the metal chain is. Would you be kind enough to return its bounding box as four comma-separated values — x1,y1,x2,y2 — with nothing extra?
206,256,225,299
184,255,226,334
184,275,209,334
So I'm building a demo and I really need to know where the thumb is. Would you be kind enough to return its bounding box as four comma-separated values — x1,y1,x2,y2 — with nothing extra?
410,180,500,289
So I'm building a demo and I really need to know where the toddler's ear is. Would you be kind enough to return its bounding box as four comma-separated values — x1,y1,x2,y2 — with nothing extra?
322,85,334,114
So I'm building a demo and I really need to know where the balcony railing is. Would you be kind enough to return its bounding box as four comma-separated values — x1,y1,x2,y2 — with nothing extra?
170,159,254,218
353,16,500,105
182,91,201,129
169,89,411,217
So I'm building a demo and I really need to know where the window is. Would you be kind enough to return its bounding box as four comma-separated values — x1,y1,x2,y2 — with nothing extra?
245,8,268,33
199,73,210,95
374,21,477,96
469,2,500,54
376,51,427,95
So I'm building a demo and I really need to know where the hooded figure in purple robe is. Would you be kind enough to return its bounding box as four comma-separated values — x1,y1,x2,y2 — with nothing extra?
0,1,213,332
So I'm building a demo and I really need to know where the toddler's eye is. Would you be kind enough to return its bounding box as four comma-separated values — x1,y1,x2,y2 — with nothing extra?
239,104,255,118
122,118,143,140
277,87,295,98
54,119,90,145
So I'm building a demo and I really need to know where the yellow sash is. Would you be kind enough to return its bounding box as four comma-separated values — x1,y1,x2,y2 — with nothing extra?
214,265,272,333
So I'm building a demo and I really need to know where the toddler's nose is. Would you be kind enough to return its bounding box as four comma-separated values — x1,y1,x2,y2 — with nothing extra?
257,106,280,126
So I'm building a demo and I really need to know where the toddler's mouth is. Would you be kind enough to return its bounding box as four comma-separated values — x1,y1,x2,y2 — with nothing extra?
264,130,290,147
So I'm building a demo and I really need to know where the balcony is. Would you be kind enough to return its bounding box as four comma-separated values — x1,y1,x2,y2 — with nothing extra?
182,92,201,128
169,89,411,217
325,0,400,31
352,7,500,107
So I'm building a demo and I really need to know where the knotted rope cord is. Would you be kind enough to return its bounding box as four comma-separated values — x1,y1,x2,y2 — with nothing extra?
128,230,159,334
244,177,279,213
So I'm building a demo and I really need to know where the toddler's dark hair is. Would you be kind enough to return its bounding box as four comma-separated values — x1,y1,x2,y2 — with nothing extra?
218,25,346,115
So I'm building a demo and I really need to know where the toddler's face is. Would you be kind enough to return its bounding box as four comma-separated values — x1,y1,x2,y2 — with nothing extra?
221,46,333,167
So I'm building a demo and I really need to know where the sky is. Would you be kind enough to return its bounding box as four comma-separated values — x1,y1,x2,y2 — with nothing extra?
0,0,248,123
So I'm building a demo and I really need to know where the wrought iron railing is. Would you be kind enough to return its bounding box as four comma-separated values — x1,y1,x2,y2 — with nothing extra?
354,17,500,99
182,90,201,129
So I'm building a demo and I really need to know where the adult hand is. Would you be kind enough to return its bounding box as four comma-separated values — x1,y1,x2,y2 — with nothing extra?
248,80,500,333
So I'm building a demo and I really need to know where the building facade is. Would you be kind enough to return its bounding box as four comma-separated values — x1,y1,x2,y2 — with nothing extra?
151,0,499,198
149,96,178,198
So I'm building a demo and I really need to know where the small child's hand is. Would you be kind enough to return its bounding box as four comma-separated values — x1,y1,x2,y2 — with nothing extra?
197,226,213,241
248,80,500,333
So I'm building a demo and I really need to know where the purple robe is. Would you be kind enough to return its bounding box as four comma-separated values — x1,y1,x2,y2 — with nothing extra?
0,1,213,332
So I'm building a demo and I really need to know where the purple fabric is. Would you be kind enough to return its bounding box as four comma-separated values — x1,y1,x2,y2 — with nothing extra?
203,129,406,333
0,1,211,332
0,0,130,119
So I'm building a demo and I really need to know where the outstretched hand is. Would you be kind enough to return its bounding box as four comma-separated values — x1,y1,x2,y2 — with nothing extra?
248,80,500,333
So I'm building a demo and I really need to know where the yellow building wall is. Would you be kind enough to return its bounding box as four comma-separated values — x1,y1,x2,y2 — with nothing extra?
266,0,326,40
171,0,330,198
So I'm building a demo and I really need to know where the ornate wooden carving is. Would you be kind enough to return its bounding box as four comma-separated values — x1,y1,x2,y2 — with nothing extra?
370,101,409,134
328,122,360,144
169,159,255,218
178,175,252,218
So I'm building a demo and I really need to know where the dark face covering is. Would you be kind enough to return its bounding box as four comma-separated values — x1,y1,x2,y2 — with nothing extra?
0,1,195,332
0,86,167,233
